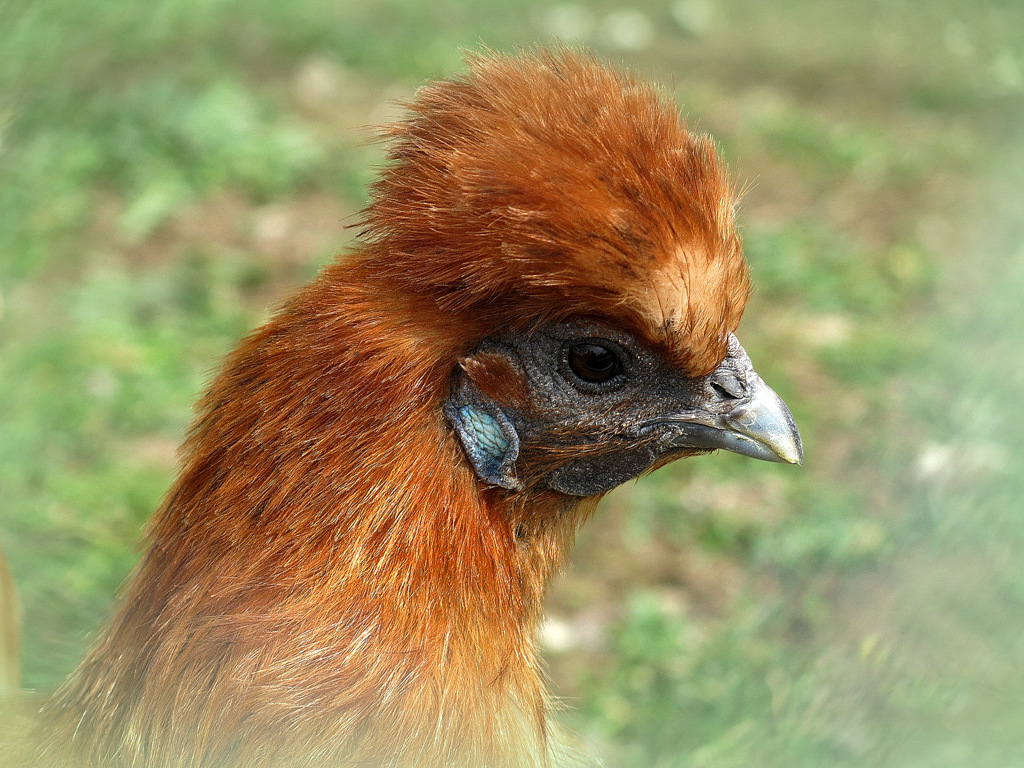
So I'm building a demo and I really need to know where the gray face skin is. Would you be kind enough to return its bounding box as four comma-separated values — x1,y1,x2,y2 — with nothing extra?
445,319,802,497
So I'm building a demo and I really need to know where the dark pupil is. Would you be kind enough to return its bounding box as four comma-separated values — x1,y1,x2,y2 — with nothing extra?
568,343,622,383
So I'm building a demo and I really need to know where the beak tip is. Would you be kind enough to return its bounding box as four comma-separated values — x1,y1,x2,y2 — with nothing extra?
778,436,804,466
732,384,803,467
772,423,803,466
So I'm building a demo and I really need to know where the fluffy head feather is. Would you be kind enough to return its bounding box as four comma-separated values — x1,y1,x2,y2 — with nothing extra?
363,48,750,376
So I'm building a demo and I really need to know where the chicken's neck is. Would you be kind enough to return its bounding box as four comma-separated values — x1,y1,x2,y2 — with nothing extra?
40,266,590,768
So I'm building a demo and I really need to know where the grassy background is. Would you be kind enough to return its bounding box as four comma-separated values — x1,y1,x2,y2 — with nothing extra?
1,0,1023,765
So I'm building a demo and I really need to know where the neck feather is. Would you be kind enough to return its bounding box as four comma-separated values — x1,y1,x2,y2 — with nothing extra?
39,262,590,768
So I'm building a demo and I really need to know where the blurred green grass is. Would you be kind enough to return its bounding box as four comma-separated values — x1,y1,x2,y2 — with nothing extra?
2,1,1023,766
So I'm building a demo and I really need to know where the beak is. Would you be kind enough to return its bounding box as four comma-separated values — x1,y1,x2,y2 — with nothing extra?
648,336,803,465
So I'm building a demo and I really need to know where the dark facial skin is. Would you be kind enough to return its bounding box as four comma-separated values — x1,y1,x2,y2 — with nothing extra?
446,319,802,497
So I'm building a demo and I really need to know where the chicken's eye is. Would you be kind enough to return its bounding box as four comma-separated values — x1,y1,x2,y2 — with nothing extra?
567,343,623,384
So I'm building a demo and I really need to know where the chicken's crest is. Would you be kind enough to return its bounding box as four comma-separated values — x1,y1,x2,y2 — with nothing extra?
362,47,750,376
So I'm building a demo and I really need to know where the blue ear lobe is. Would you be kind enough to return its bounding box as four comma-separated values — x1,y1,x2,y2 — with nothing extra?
444,399,523,491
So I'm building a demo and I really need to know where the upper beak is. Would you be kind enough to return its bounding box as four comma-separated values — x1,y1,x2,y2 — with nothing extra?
647,336,803,466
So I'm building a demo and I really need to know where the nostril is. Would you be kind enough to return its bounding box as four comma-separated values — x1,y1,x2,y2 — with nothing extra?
711,382,735,400
710,374,745,400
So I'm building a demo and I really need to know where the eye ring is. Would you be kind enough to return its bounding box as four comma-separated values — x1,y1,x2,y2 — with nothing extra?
566,342,624,384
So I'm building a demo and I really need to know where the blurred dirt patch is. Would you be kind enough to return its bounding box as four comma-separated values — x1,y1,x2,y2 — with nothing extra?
91,190,356,304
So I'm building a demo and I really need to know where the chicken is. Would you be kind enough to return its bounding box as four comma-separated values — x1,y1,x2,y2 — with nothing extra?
6,47,801,768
